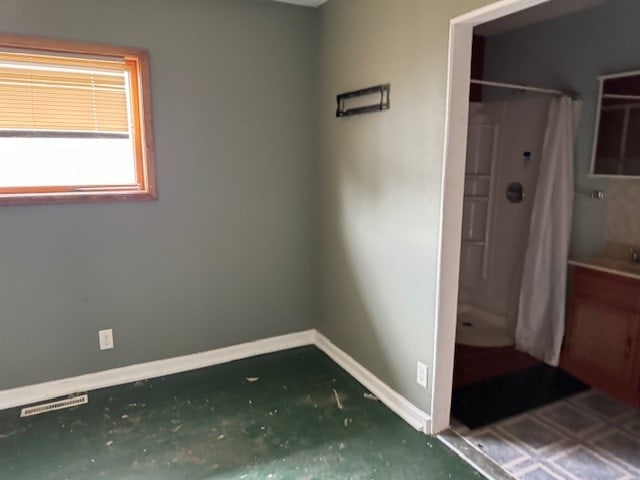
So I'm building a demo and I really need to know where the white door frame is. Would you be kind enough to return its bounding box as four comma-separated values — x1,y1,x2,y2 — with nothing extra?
431,0,552,434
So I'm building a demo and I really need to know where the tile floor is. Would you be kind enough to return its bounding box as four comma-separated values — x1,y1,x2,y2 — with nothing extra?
454,390,640,480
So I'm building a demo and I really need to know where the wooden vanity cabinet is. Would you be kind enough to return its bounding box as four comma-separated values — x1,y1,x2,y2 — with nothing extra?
561,266,640,407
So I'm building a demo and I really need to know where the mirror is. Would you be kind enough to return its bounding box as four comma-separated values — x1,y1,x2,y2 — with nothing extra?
591,70,640,176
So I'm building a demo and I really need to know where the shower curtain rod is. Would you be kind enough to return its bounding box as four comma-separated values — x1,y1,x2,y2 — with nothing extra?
470,79,569,97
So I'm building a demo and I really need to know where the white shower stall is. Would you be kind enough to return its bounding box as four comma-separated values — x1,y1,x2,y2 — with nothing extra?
457,93,551,347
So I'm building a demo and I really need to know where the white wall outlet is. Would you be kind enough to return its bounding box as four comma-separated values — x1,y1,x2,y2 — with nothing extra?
98,329,114,350
416,361,428,388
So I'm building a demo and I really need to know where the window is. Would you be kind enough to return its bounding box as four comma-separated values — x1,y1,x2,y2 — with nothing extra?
0,35,155,204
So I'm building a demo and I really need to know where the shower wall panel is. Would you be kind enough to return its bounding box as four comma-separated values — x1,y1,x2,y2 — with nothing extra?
459,96,551,334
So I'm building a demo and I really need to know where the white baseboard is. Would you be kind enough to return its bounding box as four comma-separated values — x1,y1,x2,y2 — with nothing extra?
0,330,315,412
0,329,431,435
314,331,432,434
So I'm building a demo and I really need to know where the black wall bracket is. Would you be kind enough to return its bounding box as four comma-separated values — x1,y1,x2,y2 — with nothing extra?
336,83,390,118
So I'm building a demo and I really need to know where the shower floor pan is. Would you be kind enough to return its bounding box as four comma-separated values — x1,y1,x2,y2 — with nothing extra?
456,304,513,347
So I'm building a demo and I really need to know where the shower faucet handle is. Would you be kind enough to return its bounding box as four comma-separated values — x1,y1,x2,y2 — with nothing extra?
630,248,640,263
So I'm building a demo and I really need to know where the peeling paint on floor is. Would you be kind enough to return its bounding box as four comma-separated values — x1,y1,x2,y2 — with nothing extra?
332,389,344,410
0,347,483,479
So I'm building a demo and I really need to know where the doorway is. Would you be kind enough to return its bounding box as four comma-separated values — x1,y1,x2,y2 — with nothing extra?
435,2,640,479
432,0,555,435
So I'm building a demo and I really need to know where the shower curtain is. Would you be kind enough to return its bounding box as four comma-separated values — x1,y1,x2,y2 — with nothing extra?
516,96,578,366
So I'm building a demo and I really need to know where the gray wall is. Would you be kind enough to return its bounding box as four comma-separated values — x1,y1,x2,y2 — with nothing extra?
0,0,318,389
483,0,640,257
317,0,494,413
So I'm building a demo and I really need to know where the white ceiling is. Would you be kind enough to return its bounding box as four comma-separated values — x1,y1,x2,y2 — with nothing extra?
271,0,327,7
272,0,603,28
475,0,604,36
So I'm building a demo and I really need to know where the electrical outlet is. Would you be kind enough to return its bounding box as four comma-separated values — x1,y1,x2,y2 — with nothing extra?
416,361,428,388
98,329,114,350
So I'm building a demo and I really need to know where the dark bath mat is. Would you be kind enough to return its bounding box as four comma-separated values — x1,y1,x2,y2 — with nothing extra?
451,364,588,429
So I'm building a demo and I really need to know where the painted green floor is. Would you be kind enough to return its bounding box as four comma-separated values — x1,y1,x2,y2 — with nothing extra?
0,347,483,479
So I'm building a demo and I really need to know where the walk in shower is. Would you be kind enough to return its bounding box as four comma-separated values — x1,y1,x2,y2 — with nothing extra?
456,90,551,348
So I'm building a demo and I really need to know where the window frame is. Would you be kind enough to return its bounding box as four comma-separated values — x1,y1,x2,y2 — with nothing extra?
0,34,156,205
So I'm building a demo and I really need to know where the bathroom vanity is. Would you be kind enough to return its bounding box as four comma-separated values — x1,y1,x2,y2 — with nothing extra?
562,258,640,407
562,67,640,407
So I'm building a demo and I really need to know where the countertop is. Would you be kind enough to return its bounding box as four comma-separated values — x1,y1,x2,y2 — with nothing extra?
568,256,640,281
